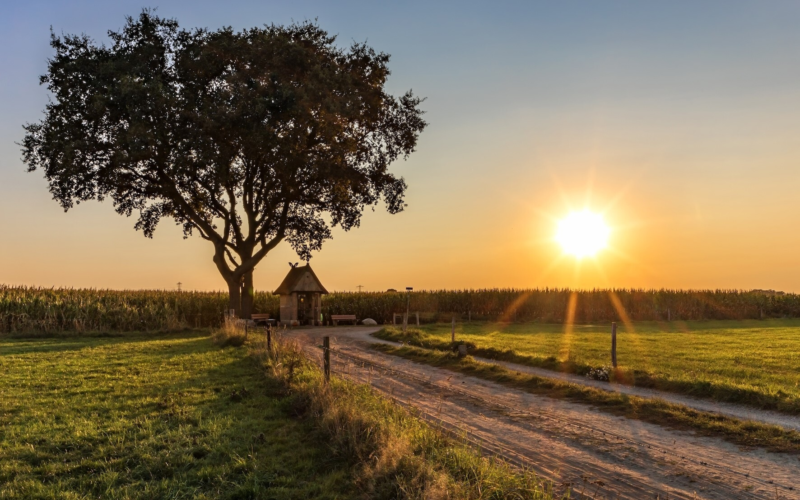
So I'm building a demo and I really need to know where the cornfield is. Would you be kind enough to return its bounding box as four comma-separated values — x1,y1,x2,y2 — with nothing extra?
0,285,278,333
2,284,798,333
324,288,800,324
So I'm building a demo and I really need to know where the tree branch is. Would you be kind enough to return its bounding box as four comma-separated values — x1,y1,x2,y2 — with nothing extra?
224,183,245,246
154,168,224,244
224,247,240,267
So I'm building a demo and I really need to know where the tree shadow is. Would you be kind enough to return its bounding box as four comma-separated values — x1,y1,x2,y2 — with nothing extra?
0,330,210,357
3,333,354,498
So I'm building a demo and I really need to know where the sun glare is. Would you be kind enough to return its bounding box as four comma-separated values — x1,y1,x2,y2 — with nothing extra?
556,210,610,258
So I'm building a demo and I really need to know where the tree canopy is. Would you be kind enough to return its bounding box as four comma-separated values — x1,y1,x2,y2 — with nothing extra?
21,11,426,316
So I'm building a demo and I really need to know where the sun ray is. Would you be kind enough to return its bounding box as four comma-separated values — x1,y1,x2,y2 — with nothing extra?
603,246,660,278
559,291,579,364
498,291,532,324
608,290,634,333
607,290,652,372
529,253,569,287
549,168,580,213
599,168,645,214
587,256,611,287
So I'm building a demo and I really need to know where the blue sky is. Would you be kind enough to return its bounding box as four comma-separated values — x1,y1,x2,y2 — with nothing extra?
3,1,800,291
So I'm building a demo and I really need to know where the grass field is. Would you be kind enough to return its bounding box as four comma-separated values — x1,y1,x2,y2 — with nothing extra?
0,330,556,499
375,319,800,414
0,331,359,499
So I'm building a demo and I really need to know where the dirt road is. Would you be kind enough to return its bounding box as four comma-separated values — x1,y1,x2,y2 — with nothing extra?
287,326,799,499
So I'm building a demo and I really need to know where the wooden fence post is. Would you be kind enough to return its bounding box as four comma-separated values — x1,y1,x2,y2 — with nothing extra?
611,322,618,368
266,325,272,352
451,316,455,343
323,336,330,383
416,312,420,326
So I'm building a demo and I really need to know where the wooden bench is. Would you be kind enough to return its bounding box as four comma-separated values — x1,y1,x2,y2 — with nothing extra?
331,314,357,326
251,314,272,326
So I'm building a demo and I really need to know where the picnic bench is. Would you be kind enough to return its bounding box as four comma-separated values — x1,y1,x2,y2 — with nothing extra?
251,314,273,326
331,314,357,326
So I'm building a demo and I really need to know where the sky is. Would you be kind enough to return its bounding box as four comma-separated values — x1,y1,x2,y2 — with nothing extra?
2,1,800,292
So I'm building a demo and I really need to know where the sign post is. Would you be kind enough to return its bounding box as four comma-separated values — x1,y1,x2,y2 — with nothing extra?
611,322,618,368
404,287,413,333
323,336,330,383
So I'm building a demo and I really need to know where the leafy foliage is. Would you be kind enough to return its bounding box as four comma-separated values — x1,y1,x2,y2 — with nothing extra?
21,11,426,314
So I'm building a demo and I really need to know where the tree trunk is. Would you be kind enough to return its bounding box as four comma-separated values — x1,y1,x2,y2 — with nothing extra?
227,280,242,318
241,271,254,320
223,271,254,319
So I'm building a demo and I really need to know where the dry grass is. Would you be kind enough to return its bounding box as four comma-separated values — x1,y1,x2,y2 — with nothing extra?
254,332,560,499
211,317,248,347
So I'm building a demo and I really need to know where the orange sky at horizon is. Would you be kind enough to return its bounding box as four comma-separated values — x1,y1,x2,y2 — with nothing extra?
4,143,799,294
3,2,800,294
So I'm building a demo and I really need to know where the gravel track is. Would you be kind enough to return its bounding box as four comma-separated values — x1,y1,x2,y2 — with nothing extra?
288,326,800,500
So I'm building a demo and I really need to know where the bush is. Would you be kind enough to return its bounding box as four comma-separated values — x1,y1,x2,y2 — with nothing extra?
585,366,611,382
211,317,247,347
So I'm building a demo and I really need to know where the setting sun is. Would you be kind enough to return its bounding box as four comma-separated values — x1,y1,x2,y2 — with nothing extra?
556,210,610,258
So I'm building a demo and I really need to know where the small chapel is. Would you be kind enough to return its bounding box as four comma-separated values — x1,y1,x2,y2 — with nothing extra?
274,264,328,325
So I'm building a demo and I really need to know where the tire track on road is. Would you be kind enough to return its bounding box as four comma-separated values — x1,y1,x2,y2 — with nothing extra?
288,327,800,500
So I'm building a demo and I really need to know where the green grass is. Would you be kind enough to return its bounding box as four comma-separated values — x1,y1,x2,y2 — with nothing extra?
372,344,800,455
0,329,560,499
0,331,358,499
374,319,800,413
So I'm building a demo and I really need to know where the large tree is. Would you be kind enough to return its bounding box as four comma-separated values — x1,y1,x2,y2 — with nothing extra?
21,11,426,317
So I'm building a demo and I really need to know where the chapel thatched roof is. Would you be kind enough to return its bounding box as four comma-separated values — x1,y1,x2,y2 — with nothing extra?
273,264,328,295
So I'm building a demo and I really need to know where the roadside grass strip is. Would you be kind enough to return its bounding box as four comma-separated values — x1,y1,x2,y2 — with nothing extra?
374,321,800,415
252,331,560,500
371,343,800,455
